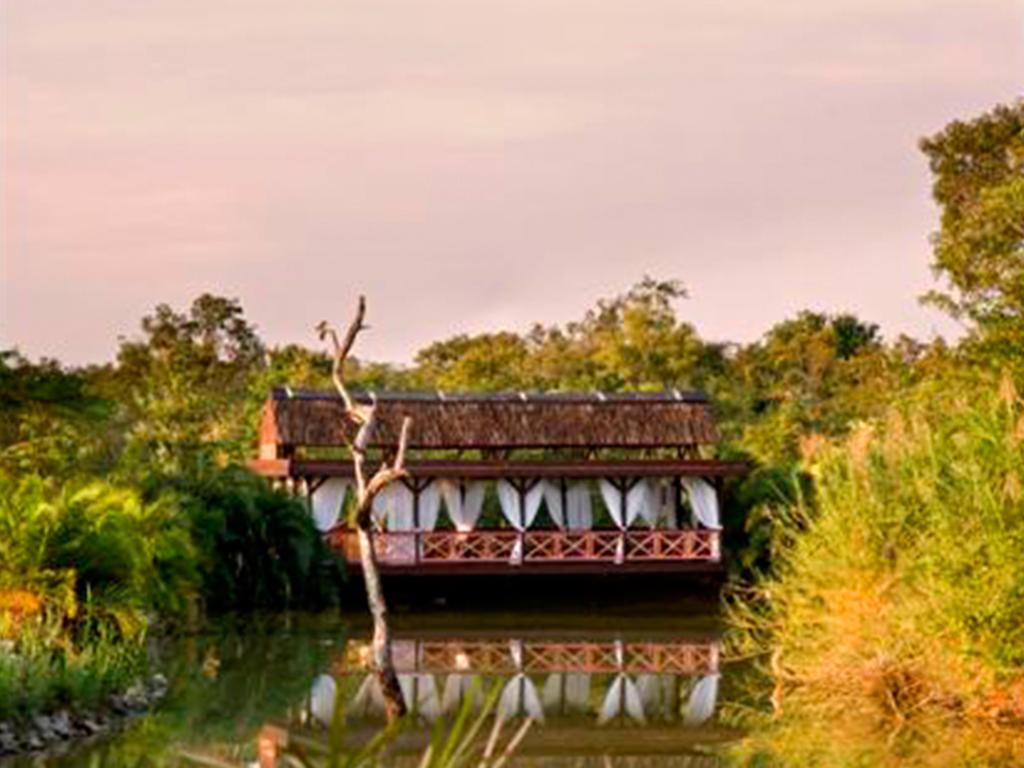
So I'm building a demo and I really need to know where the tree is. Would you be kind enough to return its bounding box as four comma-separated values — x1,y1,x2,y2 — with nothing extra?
920,99,1024,363
537,277,705,391
415,332,533,391
109,295,266,474
718,312,897,464
412,277,711,393
317,298,409,721
0,350,111,476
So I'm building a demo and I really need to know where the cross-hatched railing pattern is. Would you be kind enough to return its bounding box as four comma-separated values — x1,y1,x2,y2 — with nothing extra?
328,529,720,565
339,639,719,675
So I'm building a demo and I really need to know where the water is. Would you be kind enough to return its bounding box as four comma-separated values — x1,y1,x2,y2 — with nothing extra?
8,607,741,767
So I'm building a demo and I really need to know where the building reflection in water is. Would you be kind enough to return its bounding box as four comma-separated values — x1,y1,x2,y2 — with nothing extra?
308,636,721,729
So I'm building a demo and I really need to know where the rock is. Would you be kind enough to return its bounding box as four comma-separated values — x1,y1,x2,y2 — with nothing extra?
108,694,129,714
22,731,44,751
79,717,103,735
122,682,149,709
50,710,72,739
31,715,57,743
0,724,17,754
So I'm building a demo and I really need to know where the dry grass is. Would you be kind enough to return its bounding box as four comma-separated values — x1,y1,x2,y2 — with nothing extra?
725,378,1024,765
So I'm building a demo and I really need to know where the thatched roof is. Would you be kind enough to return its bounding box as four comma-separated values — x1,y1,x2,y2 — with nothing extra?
259,388,719,451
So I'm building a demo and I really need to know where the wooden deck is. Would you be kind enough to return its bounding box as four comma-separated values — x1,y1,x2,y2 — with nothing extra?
328,528,721,576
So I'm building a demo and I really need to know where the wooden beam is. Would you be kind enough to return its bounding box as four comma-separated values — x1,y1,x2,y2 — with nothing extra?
249,457,748,480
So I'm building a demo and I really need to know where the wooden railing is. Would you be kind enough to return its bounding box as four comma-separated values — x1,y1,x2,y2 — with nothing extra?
339,638,720,675
329,528,720,565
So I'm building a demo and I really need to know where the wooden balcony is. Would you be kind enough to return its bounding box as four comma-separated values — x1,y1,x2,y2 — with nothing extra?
328,528,721,575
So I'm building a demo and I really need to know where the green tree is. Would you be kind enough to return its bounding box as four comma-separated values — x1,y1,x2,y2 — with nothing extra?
108,295,267,474
717,312,911,464
415,332,534,391
920,99,1024,363
0,350,112,477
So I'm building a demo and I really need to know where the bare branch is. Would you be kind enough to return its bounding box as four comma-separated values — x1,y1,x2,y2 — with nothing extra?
366,466,409,499
354,403,377,453
316,295,368,418
393,416,412,472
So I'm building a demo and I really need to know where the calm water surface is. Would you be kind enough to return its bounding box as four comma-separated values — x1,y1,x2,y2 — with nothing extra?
9,606,742,767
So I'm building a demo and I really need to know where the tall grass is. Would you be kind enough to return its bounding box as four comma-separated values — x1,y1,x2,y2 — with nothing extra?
0,614,145,721
729,378,1024,736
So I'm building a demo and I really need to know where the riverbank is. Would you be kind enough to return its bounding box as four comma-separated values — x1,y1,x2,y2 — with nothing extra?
0,673,167,758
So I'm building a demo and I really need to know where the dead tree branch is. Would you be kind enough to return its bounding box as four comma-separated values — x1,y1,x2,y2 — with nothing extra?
316,296,408,721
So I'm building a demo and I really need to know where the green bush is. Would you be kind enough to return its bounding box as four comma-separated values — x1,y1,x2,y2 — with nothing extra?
0,474,198,630
151,466,343,612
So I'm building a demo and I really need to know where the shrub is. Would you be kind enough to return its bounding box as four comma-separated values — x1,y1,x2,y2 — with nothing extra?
151,466,343,612
0,474,198,633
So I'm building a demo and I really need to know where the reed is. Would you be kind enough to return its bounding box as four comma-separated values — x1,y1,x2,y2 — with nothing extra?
728,376,1024,749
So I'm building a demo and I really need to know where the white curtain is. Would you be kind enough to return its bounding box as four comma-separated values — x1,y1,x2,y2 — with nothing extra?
399,674,442,722
441,674,484,714
509,638,524,669
683,674,719,726
372,482,415,530
599,480,656,528
600,481,650,563
599,480,627,529
682,478,721,529
628,480,660,527
542,481,593,530
656,479,678,529
635,673,674,720
418,481,441,531
541,672,592,714
498,675,545,723
564,672,591,712
497,480,544,530
350,674,387,717
309,674,337,726
598,675,645,725
310,478,350,532
498,481,543,564
439,480,487,532
542,673,563,711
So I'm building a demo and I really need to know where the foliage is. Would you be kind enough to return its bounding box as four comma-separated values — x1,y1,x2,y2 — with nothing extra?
0,614,146,721
920,99,1024,365
415,277,711,393
728,377,1024,745
150,466,343,612
711,312,926,465
105,294,268,475
0,473,197,632
0,350,112,477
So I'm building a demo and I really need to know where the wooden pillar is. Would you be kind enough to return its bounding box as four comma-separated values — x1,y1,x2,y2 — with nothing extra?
412,484,421,564
674,475,684,529
559,478,568,530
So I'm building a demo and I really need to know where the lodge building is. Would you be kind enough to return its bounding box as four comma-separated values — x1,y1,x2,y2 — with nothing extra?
249,388,745,583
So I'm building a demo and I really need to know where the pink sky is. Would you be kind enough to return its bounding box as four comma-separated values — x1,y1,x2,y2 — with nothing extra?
3,1,1022,366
